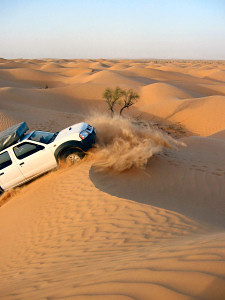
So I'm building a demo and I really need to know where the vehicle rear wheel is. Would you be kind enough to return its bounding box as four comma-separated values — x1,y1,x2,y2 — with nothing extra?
61,148,85,166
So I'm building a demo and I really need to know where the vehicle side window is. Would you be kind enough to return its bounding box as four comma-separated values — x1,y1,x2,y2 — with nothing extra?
0,151,12,170
13,142,44,160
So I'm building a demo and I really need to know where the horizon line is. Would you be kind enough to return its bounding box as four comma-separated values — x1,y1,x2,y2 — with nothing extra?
1,57,225,62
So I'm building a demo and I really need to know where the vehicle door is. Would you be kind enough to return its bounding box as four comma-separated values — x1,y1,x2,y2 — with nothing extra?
0,150,25,190
13,142,57,180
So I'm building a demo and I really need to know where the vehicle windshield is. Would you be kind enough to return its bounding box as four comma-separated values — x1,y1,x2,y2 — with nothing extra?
28,131,57,144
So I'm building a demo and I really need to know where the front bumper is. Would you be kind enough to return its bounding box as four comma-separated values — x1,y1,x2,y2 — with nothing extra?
81,131,96,152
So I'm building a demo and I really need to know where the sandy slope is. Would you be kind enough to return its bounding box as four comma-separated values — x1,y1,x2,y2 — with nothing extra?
0,161,224,300
0,59,225,299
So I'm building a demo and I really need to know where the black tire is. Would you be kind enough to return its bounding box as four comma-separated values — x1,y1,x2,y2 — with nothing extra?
60,148,85,166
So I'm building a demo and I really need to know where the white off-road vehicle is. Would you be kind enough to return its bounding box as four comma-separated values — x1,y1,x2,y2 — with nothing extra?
0,122,96,192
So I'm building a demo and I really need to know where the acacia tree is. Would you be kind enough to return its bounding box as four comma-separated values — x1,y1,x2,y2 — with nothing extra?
119,89,139,116
103,86,139,117
103,86,124,117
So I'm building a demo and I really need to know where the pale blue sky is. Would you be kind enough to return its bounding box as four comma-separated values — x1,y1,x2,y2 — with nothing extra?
0,0,225,59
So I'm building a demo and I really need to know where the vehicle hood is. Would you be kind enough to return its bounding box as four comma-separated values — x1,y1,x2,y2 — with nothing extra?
54,123,88,142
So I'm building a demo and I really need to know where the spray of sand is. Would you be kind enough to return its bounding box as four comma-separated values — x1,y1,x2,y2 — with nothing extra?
86,113,185,172
0,188,21,207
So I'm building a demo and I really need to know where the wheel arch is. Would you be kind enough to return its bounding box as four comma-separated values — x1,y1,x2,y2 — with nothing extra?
54,141,85,163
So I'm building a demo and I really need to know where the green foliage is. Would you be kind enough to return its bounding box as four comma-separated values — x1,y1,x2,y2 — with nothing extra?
103,86,139,117
103,88,113,117
119,89,139,116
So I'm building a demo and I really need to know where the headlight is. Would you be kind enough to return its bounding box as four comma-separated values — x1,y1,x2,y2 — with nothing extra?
79,130,89,140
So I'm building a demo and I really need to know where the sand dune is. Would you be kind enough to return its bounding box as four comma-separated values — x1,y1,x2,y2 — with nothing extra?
90,133,225,228
205,70,225,82
89,61,111,69
0,157,224,299
51,84,105,102
82,70,144,87
40,62,66,71
138,94,225,136
0,111,17,131
167,96,225,136
140,82,192,103
0,59,225,299
109,62,132,70
209,129,225,140
60,67,91,77
0,68,66,88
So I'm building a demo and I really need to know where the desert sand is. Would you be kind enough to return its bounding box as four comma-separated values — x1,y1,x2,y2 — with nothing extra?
0,58,225,299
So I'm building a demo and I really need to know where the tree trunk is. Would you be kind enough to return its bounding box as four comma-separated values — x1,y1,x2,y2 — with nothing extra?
110,108,114,117
119,107,125,116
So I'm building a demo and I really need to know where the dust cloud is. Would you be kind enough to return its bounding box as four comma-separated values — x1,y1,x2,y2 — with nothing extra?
86,114,185,172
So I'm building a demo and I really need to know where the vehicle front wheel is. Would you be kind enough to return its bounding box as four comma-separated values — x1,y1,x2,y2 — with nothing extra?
60,149,85,166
